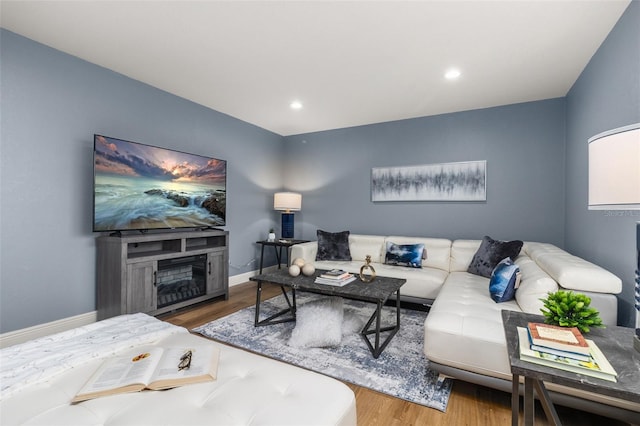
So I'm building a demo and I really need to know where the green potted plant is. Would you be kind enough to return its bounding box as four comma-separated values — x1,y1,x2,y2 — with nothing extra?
540,290,604,333
267,228,276,242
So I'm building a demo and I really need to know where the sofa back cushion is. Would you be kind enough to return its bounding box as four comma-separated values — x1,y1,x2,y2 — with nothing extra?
449,240,482,272
385,236,452,272
348,234,386,263
524,242,622,294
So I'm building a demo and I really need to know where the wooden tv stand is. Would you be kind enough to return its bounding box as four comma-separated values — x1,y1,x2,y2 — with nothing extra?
96,229,229,320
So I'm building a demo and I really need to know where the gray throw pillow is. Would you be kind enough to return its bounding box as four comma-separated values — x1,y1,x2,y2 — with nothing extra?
467,236,523,278
316,230,352,261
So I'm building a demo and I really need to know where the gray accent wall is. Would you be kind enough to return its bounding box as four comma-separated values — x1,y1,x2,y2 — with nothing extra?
565,1,640,327
0,30,284,333
283,99,567,246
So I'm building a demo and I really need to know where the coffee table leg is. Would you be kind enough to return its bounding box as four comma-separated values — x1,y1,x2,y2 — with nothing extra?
360,291,401,358
254,282,297,327
375,301,382,350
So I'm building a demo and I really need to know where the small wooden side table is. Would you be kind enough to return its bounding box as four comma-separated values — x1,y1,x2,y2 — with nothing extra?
256,239,310,274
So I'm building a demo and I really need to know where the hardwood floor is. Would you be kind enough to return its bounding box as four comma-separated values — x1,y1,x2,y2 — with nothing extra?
160,282,630,426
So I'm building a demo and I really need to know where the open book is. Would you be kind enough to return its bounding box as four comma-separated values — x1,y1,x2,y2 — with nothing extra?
72,345,219,403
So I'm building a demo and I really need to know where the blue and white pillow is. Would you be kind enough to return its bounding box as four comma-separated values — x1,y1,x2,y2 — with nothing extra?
385,242,425,268
489,257,521,303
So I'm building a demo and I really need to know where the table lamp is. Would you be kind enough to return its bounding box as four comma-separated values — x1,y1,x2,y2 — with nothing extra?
588,123,640,352
274,192,302,239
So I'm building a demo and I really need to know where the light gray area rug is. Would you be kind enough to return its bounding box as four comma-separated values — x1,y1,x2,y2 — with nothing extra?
193,293,453,411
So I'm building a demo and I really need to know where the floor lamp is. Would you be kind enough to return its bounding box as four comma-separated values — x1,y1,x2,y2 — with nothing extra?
588,122,640,352
274,192,302,239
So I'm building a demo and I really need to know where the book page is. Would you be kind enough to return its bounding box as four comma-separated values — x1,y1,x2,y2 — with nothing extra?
536,326,578,344
73,347,163,401
148,346,219,389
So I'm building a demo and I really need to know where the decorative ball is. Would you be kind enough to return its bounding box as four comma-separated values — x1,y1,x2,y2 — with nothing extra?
288,265,301,277
301,263,316,276
293,258,306,268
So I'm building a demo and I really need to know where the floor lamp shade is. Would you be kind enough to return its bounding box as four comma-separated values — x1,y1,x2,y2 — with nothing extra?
588,123,640,210
274,192,302,239
588,123,640,352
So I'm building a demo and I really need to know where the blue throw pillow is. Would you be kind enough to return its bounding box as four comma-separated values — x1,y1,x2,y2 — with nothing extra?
489,257,521,303
385,242,425,268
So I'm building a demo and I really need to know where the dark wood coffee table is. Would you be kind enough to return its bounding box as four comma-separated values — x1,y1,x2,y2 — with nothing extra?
250,269,406,358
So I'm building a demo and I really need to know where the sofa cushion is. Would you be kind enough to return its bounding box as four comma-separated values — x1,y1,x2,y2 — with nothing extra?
450,240,482,272
524,242,622,294
375,263,448,300
289,297,344,348
348,234,386,263
489,258,521,303
424,271,521,380
384,242,425,268
467,236,523,278
316,230,352,261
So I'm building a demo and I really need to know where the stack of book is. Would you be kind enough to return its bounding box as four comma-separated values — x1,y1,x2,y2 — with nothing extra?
314,269,356,286
517,322,617,382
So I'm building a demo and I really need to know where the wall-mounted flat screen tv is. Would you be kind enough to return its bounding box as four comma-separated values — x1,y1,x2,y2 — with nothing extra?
93,134,226,232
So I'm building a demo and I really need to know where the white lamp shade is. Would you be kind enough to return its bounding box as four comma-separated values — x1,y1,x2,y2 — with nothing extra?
274,192,302,211
588,123,640,210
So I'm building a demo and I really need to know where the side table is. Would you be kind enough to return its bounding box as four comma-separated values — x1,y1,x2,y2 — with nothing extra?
501,310,640,426
256,239,310,274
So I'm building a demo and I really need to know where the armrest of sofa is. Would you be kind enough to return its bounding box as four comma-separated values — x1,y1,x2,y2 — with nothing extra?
291,241,317,264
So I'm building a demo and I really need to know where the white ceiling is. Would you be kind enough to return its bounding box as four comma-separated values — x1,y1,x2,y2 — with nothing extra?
0,1,631,136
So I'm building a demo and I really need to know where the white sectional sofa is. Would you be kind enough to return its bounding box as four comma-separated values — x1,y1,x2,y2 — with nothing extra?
291,234,640,422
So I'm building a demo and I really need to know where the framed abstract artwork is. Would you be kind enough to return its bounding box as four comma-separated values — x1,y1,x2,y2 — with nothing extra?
371,160,486,202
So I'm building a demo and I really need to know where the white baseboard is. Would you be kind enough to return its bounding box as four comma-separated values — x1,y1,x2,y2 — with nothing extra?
0,311,98,349
229,265,277,287
1,267,278,348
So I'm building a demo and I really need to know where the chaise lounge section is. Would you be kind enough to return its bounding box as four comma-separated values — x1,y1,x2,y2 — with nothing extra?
291,233,639,422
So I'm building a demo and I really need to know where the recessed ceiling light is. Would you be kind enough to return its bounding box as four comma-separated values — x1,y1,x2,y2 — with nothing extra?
445,69,461,80
290,101,303,110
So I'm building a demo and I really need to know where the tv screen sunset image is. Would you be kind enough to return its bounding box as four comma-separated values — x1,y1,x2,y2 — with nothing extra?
93,135,226,231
